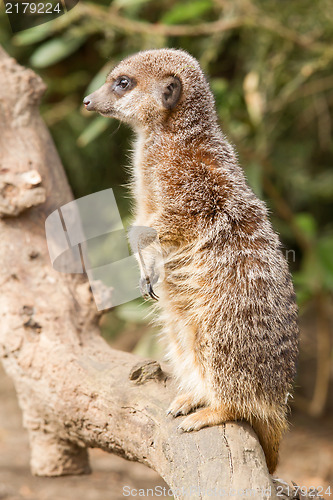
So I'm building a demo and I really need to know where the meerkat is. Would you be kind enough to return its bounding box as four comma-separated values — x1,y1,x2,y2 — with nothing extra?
83,48,299,474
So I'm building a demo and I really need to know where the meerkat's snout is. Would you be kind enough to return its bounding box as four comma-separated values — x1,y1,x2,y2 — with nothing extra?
83,96,92,110
83,82,115,116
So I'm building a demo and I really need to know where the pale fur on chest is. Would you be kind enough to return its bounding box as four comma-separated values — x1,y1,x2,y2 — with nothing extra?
131,134,212,402
132,133,159,225
158,295,216,406
131,134,145,221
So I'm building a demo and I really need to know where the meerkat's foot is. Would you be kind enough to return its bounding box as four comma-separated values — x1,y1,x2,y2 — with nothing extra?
178,407,230,432
167,393,204,418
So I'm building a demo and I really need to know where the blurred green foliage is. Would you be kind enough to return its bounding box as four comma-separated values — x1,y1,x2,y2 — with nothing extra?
0,0,332,410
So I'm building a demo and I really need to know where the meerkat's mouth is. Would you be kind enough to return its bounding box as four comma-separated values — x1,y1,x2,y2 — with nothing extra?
83,97,116,118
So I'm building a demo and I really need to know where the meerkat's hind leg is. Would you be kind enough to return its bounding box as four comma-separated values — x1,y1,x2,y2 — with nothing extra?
178,406,234,432
167,393,206,418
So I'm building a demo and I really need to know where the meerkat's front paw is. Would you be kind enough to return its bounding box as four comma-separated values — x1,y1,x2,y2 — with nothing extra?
178,407,228,432
140,275,159,301
167,393,204,418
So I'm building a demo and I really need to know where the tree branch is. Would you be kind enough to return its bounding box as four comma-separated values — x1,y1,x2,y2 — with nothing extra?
75,2,313,47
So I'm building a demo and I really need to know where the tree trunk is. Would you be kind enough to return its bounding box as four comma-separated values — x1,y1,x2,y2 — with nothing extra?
0,46,320,500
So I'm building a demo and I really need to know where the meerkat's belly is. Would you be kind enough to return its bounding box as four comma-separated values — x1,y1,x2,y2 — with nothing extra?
158,289,215,405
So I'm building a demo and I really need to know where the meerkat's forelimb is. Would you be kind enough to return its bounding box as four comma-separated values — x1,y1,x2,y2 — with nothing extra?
128,225,162,300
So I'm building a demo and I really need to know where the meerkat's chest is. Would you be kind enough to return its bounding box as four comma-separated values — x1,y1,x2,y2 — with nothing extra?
132,135,159,220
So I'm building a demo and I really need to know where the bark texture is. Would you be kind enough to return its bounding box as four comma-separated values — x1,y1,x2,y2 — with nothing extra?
0,46,320,500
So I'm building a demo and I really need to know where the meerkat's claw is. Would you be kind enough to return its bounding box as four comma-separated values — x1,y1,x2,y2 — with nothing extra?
168,408,184,418
148,282,159,301
140,276,159,301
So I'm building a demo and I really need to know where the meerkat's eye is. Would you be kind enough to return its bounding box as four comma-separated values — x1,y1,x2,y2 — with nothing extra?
113,76,136,96
117,77,130,89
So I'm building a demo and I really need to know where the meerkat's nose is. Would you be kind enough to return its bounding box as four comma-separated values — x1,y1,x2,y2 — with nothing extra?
83,96,94,111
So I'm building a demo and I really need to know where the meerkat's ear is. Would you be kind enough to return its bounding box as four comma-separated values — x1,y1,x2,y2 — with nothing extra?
161,76,182,110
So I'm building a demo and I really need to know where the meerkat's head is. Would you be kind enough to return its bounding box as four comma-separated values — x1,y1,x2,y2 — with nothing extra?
83,48,217,132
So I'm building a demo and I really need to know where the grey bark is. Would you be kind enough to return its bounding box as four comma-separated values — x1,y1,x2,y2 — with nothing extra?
0,46,322,500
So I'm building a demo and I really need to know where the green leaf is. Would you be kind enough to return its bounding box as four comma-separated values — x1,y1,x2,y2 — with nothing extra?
77,116,110,147
294,235,333,299
294,251,321,298
245,161,263,198
293,212,317,240
162,0,213,24
12,23,53,45
316,236,333,289
293,273,313,308
114,0,152,7
30,35,86,68
210,78,228,98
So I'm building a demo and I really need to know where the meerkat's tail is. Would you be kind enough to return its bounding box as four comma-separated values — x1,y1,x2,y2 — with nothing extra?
251,414,287,474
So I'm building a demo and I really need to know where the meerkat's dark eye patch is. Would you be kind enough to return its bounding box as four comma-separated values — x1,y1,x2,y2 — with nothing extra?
112,76,136,96
161,76,182,110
